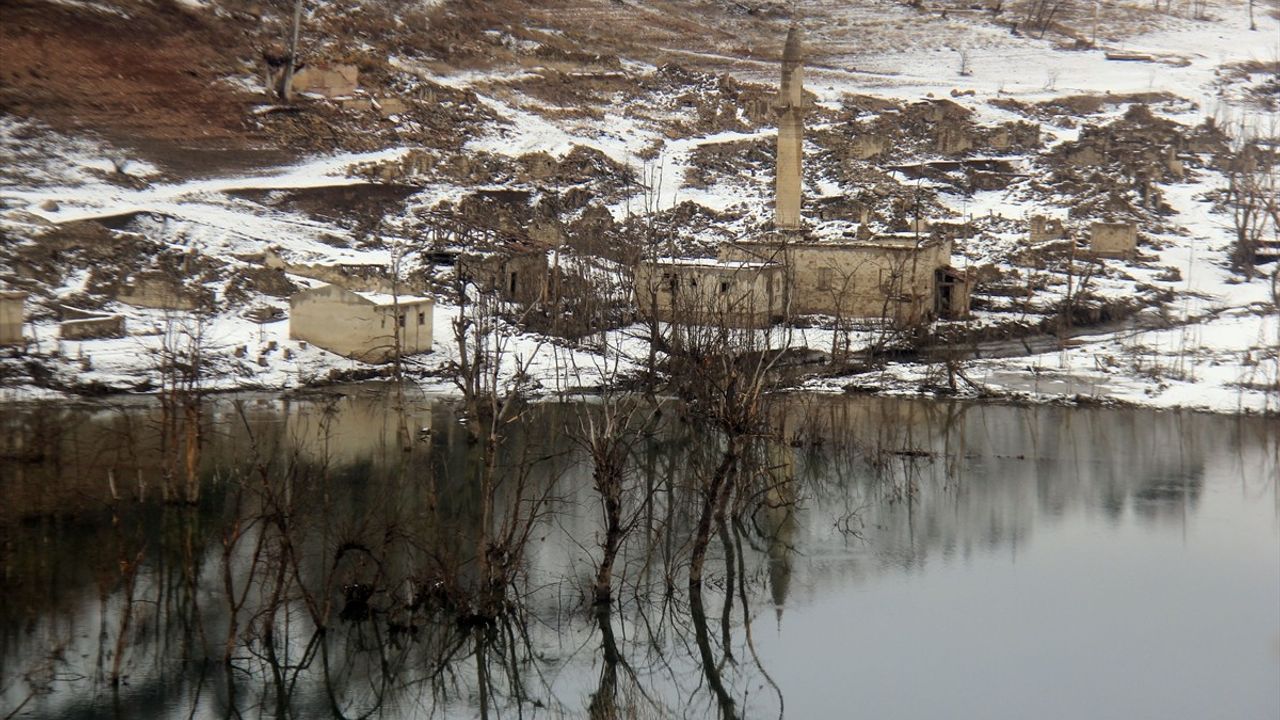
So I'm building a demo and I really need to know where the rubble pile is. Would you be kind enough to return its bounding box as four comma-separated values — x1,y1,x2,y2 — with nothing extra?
1038,105,1227,222
828,98,1041,163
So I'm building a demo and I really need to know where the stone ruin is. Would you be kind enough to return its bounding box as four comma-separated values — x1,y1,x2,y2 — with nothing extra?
0,291,25,346
288,63,359,98
1089,222,1138,259
262,248,404,294
59,306,125,340
833,98,1041,162
1029,215,1065,243
116,272,212,311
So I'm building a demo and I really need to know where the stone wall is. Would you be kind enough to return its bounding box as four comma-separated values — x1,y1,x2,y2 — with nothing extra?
60,314,125,340
720,237,953,325
634,260,784,328
289,285,432,363
117,274,207,311
1029,215,1065,243
264,249,401,293
0,292,25,345
1090,222,1138,258
288,63,358,98
458,251,549,305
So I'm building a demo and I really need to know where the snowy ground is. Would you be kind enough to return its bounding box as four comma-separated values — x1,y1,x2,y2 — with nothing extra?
1,0,1277,414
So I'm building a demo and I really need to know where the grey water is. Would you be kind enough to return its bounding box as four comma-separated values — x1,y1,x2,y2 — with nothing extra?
1,389,1276,719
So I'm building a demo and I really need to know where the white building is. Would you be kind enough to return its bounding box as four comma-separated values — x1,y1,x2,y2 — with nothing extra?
289,285,433,362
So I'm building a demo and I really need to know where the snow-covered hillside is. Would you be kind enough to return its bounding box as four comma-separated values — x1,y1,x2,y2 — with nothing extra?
1,0,1276,413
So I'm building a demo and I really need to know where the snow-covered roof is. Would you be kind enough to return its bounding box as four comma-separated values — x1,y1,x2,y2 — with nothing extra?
351,290,434,306
653,257,779,269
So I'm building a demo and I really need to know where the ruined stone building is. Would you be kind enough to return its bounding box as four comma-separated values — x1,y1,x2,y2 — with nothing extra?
720,234,967,324
1089,222,1138,258
730,26,968,325
286,63,358,98
117,272,209,311
59,306,125,340
289,284,433,363
0,291,26,345
636,25,970,329
457,244,550,305
1029,214,1065,243
635,258,785,328
263,248,405,294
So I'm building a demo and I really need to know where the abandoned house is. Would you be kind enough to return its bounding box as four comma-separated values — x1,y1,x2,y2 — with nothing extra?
1029,215,1065,242
117,272,208,311
0,291,26,345
1090,221,1139,258
415,199,553,305
263,248,403,294
287,63,359,98
635,258,786,329
720,234,967,324
457,245,550,305
289,284,433,363
59,306,125,340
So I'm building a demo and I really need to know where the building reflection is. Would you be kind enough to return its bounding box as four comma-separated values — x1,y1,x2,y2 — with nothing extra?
0,392,1273,719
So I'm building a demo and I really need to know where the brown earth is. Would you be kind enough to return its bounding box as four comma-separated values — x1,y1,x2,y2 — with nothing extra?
0,0,261,155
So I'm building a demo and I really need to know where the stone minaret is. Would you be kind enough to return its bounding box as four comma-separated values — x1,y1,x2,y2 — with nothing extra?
775,25,805,231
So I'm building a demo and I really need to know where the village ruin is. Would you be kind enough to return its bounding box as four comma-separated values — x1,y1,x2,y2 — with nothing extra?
639,25,972,329
0,1,1272,413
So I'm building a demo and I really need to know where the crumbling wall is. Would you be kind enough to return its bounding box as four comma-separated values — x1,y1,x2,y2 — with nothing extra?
116,273,210,311
1090,222,1138,258
634,261,784,328
0,292,25,345
720,238,952,324
287,63,358,98
60,314,125,340
1029,215,1065,242
458,251,549,305
263,249,399,293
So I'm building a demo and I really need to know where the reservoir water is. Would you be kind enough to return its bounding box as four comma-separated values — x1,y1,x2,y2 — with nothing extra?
1,389,1276,719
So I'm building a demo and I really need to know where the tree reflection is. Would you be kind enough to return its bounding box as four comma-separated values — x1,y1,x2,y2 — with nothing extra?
2,392,1270,719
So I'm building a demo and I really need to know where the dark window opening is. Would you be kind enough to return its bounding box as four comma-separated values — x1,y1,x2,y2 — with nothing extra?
417,312,426,326
509,271,518,295
720,281,731,293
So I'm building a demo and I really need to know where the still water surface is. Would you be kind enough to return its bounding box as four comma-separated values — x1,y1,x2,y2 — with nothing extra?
1,390,1276,719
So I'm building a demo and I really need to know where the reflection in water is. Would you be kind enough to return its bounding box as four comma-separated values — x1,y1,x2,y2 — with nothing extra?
1,389,1276,719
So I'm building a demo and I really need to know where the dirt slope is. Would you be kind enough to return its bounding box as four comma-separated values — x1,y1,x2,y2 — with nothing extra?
0,0,261,150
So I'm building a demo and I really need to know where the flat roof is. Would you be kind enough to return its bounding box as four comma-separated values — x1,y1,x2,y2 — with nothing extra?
651,257,780,269
733,233,945,250
350,290,434,306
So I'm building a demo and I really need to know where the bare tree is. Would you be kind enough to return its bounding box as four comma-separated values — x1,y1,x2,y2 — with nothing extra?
1224,117,1278,277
